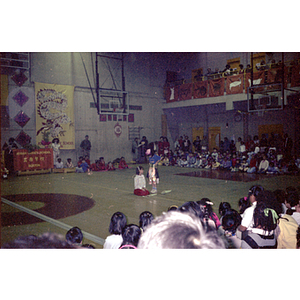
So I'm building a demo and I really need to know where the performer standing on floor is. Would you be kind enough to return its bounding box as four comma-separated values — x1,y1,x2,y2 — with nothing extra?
146,148,161,194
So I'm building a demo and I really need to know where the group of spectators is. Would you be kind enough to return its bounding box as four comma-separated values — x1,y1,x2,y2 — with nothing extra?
3,184,300,249
157,133,299,176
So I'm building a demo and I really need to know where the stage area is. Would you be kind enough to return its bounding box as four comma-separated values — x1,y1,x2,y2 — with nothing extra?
1,165,299,248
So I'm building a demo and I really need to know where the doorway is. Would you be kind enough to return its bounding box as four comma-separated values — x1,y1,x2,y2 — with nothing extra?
208,127,221,152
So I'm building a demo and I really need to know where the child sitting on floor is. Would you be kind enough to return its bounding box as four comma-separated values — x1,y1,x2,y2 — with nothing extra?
65,158,74,168
118,156,129,169
134,166,150,196
54,158,64,169
106,161,116,171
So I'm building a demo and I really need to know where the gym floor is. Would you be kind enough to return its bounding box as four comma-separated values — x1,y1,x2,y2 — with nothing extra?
1,164,299,248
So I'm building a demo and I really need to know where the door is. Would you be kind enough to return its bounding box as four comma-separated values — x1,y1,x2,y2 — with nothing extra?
208,127,221,152
192,127,204,152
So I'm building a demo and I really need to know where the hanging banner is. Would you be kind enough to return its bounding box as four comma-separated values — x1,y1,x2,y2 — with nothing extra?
35,82,75,149
193,80,208,98
165,85,179,102
291,65,300,87
226,74,244,95
178,83,193,101
267,67,288,88
245,71,265,91
208,77,225,97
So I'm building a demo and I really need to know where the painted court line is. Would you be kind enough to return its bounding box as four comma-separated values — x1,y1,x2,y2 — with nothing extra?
1,197,105,245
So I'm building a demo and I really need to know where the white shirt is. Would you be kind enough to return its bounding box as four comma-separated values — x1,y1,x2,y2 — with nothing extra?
134,175,146,190
241,201,257,230
103,234,123,249
292,212,300,225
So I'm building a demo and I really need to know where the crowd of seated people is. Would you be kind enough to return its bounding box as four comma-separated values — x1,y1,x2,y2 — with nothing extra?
162,134,299,176
4,184,299,249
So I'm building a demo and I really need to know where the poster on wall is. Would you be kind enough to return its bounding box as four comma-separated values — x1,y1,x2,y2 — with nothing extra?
35,82,75,149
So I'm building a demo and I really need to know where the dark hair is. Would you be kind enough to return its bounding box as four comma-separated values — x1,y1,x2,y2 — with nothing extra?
238,197,251,214
196,198,219,230
285,192,299,208
248,185,264,198
52,138,59,143
120,224,142,248
109,212,127,235
136,166,144,175
222,210,242,233
2,232,78,249
273,189,286,204
66,226,83,244
253,201,279,232
218,202,232,216
178,201,202,218
139,211,154,231
81,244,95,249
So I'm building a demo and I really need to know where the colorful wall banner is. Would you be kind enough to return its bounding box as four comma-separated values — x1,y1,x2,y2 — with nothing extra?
267,67,288,88
193,81,208,98
226,74,244,95
13,148,54,171
35,82,75,149
208,77,225,97
245,71,265,91
178,83,193,101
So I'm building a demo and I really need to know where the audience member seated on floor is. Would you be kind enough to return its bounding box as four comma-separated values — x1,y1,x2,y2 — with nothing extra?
118,156,129,169
2,232,79,249
291,199,300,225
218,202,232,224
266,161,280,174
54,157,64,169
65,158,74,168
237,185,264,234
285,191,300,224
196,198,221,230
119,224,142,249
139,211,154,232
284,188,299,212
103,212,127,249
241,200,279,249
84,155,91,167
270,191,299,249
247,154,258,173
238,196,251,216
76,158,91,174
137,211,225,249
219,209,242,249
66,226,83,246
106,161,115,171
77,156,83,167
90,157,106,171
257,155,269,174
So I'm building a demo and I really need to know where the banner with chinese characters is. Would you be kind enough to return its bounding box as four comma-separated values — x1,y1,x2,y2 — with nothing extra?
13,149,54,171
35,82,75,149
